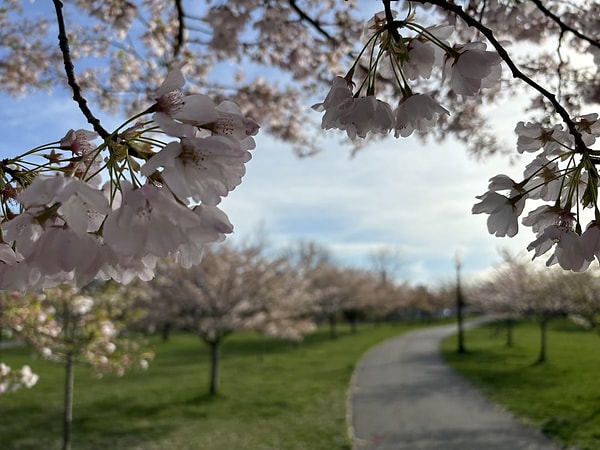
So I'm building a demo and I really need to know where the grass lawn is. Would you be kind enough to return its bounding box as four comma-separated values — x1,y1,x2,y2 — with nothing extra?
441,319,600,450
0,321,427,450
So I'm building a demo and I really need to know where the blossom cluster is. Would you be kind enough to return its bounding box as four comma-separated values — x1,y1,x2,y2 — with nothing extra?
0,363,38,394
473,115,600,271
313,6,600,272
0,64,258,291
312,10,501,140
11,284,153,378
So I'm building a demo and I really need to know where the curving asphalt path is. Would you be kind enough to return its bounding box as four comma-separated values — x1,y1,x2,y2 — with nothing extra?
349,321,561,450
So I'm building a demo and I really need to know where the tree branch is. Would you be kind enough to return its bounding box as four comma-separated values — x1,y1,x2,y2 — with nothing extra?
530,0,600,50
383,0,401,43
288,0,336,43
52,0,109,139
173,0,185,58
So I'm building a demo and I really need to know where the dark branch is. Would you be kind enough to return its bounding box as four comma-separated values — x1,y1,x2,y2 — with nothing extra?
530,0,600,50
383,0,401,43
173,0,185,58
52,0,109,139
288,0,336,43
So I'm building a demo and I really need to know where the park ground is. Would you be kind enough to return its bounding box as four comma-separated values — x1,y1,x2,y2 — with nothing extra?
1,318,599,449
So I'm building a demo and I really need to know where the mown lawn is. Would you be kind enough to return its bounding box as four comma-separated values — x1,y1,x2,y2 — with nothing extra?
0,321,426,450
441,319,600,450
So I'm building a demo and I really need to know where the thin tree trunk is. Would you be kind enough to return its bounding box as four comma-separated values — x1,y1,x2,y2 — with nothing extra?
62,351,74,450
209,339,221,395
161,323,171,342
506,319,514,348
328,315,337,339
537,319,548,363
350,318,358,334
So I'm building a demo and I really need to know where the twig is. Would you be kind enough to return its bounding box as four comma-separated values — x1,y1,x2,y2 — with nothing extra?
530,0,600,50
288,0,336,43
52,0,109,139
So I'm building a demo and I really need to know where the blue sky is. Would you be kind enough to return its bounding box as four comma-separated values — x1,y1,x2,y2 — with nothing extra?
0,3,545,287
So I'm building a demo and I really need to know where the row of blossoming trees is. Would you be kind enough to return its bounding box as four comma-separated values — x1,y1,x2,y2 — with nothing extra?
131,240,456,395
469,251,600,363
1,239,455,395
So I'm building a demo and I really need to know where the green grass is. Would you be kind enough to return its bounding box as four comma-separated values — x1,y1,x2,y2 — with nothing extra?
441,319,600,450
0,321,426,450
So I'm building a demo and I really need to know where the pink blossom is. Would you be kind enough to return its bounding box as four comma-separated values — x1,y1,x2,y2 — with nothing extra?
444,42,502,96
141,135,251,205
16,176,110,235
515,121,571,155
174,205,234,268
472,191,525,237
153,63,219,137
207,100,260,140
313,82,391,139
522,157,562,201
102,183,205,260
528,224,590,271
393,94,449,138
521,204,563,234
403,25,452,80
581,221,600,262
21,226,105,286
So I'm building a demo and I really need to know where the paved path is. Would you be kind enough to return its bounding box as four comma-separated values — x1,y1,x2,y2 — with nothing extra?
349,322,561,450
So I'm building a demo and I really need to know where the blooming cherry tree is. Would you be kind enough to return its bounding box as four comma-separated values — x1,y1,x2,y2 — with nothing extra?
15,282,153,450
0,1,598,295
144,242,313,395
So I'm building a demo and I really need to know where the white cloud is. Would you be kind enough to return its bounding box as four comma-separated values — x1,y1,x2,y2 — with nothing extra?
221,123,537,285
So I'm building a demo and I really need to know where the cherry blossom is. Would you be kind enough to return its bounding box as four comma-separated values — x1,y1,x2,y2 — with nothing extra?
472,191,525,238
393,94,449,138
515,121,571,155
528,224,590,272
0,363,39,394
152,63,220,138
444,42,503,96
102,183,208,259
141,135,252,205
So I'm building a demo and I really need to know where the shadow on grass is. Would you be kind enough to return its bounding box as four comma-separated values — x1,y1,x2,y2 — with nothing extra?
542,408,600,443
444,348,561,392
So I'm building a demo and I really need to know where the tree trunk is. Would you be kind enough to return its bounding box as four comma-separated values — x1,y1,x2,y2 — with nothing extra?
209,339,221,396
62,351,74,450
455,256,466,353
328,315,337,339
349,318,358,334
537,319,548,364
161,323,171,342
505,319,514,348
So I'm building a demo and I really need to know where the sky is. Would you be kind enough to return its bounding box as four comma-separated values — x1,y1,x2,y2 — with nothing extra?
0,3,549,288
219,99,536,286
